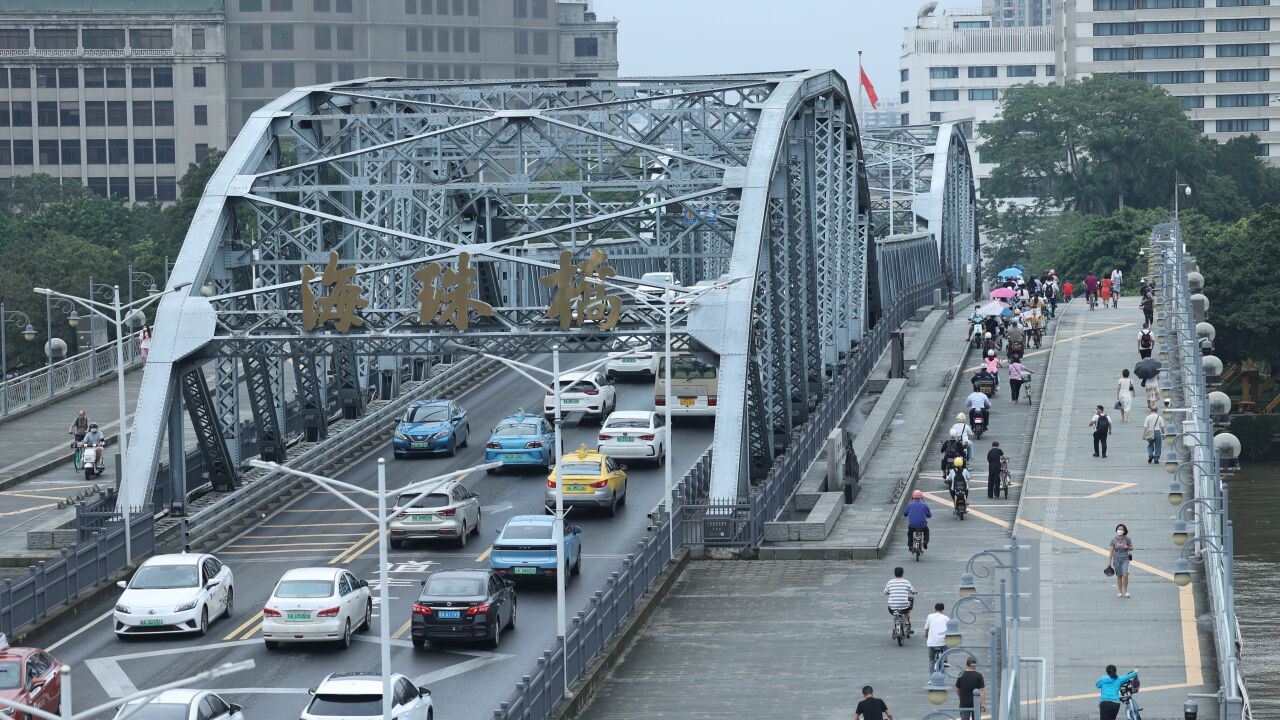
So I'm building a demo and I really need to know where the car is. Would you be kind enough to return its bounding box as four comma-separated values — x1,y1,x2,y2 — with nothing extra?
301,672,432,720
410,569,516,650
605,336,661,379
598,410,666,465
544,445,628,516
262,568,372,650
543,371,616,423
113,553,234,638
392,399,470,458
490,515,582,582
0,634,62,719
112,689,243,720
636,271,679,300
389,481,481,549
483,411,553,472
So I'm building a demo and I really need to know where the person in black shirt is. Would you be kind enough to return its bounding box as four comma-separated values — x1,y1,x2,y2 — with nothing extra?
986,441,1005,499
854,685,892,720
956,657,986,720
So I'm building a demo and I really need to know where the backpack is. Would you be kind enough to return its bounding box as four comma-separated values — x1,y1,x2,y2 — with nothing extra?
1140,332,1153,349
1096,414,1111,433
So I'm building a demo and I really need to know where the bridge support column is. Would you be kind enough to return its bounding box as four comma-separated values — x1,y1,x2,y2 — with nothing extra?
181,366,236,493
336,352,364,419
242,354,285,463
167,377,187,514
294,351,329,442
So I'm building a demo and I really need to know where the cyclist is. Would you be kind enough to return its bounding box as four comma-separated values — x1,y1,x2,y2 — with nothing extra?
903,490,931,551
69,409,89,442
884,566,918,633
1084,272,1100,309
1096,665,1138,720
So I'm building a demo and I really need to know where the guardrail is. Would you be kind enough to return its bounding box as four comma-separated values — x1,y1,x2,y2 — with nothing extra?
1,331,143,418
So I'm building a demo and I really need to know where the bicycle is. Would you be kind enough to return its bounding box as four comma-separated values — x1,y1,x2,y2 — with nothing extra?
1119,679,1142,720
1087,291,1098,311
1023,378,1034,407
890,608,912,646
999,456,1012,500
910,527,925,561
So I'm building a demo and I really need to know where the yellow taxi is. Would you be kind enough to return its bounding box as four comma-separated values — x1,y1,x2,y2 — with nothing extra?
544,444,628,516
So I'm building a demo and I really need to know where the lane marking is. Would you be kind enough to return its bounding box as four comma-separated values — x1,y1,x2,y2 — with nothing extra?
85,657,138,698
260,522,373,528
412,650,515,685
221,547,356,555
340,533,383,565
225,541,357,549
238,532,370,539
328,530,379,565
474,545,493,563
0,503,57,516
48,608,115,652
1036,682,1196,704
222,610,264,642
282,507,379,513
962,322,1132,373
393,619,413,639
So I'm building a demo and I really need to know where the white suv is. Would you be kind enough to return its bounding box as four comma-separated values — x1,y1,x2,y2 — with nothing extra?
544,371,616,423
301,672,432,720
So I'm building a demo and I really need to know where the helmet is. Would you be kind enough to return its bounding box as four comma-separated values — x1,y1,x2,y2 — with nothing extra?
956,413,966,423
953,457,965,468
89,422,98,430
987,350,996,357
912,490,923,499
984,332,992,339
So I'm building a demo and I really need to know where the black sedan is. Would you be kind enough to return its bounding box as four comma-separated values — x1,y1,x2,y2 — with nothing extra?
411,569,516,650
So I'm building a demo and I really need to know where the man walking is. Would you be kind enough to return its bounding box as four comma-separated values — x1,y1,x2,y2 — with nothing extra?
1089,404,1113,458
986,441,1005,498
854,685,893,720
1141,291,1154,327
956,657,987,720
1143,406,1167,464
923,602,950,672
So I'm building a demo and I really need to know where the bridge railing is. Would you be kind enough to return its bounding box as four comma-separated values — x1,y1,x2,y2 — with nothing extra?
1,331,143,418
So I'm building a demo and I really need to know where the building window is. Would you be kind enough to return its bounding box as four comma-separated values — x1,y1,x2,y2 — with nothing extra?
83,29,126,50
900,90,909,104
9,101,29,127
900,69,909,82
34,29,77,49
1216,118,1269,132
242,62,265,88
133,100,153,126
84,67,104,88
58,66,78,88
13,140,32,165
195,143,210,162
900,113,910,124
9,68,30,88
337,0,352,12
271,62,294,88
405,27,418,52
108,139,129,164
1216,18,1270,31
270,0,293,9
87,140,107,164
0,142,11,166
106,67,126,87
1112,70,1204,83
469,29,480,52
1094,0,1203,7
240,25,264,51
192,28,206,50
85,101,105,126
533,30,548,55
1095,46,1204,60
1216,68,1270,81
270,25,294,50
406,0,416,11
154,101,173,125
337,62,354,80
1217,93,1269,107
453,0,464,14
36,67,57,88
929,111,943,122
439,27,451,52
315,62,331,83
59,101,78,126
514,30,527,55
134,139,154,164
953,20,990,28
336,25,353,50
0,29,29,50
1217,43,1269,57
969,89,999,101
929,66,959,79
1217,0,1269,5
240,0,262,9
533,0,548,17
968,66,997,78
61,139,80,165
132,66,152,88
1094,20,1204,34
193,66,207,87
157,176,177,202
1006,65,1036,77
38,140,58,166
514,0,528,17
107,101,127,125
136,177,156,201
87,178,108,197
574,37,598,57
155,66,172,87
468,0,479,14
194,104,208,125
1180,96,1206,108
314,25,331,50
106,177,127,199
130,29,173,49
156,139,175,164
314,0,329,9
1045,65,1056,77
37,101,57,127
930,89,959,101
453,28,466,54
1258,143,1271,156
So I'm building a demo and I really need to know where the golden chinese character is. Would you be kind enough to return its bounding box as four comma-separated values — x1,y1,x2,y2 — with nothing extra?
540,249,621,330
413,251,493,331
300,251,368,333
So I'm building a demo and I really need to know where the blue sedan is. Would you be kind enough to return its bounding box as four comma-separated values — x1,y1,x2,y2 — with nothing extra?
392,399,470,458
483,412,553,472
490,515,582,582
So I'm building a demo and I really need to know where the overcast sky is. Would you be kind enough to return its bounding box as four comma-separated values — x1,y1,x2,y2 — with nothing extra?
591,0,951,104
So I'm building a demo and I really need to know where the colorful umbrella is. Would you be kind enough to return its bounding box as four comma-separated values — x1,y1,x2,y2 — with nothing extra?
976,300,1007,316
997,268,1023,278
989,287,1016,299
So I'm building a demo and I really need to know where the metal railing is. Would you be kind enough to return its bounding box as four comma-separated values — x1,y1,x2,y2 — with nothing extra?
1,330,143,418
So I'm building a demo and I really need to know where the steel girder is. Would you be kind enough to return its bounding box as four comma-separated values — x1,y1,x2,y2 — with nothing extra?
124,71,872,510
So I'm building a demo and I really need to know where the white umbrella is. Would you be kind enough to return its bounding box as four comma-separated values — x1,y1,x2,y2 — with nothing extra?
977,300,1007,316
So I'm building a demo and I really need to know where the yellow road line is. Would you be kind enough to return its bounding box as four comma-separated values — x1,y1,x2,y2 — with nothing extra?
393,619,412,639
474,545,493,563
228,541,358,548
282,507,378,513
1037,682,1196,704
221,548,358,556
233,619,262,641
261,522,374,528
1,491,75,501
0,503,57,516
239,532,372,540
328,530,379,565
222,610,263,641
340,532,382,565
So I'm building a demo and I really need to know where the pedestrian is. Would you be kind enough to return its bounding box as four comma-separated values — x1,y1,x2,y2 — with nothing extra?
1142,407,1166,464
1009,359,1032,405
1108,523,1134,598
923,602,950,672
986,441,1005,499
1137,324,1154,359
1089,405,1113,458
1110,268,1123,306
956,657,987,720
1140,291,1154,326
139,325,152,365
1100,276,1113,308
854,685,893,720
1115,369,1135,422
1097,665,1138,720
1063,280,1074,303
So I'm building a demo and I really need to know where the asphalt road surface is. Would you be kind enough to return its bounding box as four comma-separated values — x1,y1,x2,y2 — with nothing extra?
30,355,714,720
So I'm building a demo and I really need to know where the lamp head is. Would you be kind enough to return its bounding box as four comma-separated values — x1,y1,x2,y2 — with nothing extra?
147,283,160,297
1165,456,1179,474
958,572,976,596
1184,185,1192,196
925,670,949,705
67,310,79,328
1172,519,1190,547
944,617,962,648
20,324,34,341
1167,481,1184,506
1173,557,1192,587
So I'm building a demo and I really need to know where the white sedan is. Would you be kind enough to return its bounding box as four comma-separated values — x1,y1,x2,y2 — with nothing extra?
262,567,372,650
544,371,617,422
605,337,660,379
114,553,234,638
301,672,432,720
598,410,666,465
113,689,243,720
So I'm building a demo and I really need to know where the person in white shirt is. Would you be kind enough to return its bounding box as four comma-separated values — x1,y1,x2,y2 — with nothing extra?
923,602,951,672
949,413,974,460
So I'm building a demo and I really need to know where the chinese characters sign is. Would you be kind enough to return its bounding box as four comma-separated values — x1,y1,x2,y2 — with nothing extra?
413,251,493,331
301,251,367,333
540,250,622,330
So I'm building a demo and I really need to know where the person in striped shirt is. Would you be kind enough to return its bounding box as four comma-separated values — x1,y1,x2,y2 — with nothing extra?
883,566,917,632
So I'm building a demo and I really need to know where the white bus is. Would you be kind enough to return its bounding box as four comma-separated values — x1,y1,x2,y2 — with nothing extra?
655,353,717,417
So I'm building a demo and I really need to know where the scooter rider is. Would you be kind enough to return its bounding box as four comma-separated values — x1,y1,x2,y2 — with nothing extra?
83,422,105,448
941,430,966,478
966,388,992,429
946,457,971,503
903,490,931,551
967,305,984,343
949,413,974,460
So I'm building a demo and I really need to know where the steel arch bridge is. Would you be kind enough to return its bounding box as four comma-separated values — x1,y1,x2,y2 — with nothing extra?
126,71,976,512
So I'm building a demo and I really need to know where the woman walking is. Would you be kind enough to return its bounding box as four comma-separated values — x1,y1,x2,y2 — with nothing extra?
1008,359,1032,405
1108,524,1134,598
1096,665,1138,720
139,325,152,365
1141,376,1159,412
1143,407,1166,464
1115,369,1135,422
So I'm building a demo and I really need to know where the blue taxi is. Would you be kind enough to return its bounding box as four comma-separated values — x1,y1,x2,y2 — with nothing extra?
490,515,582,581
483,410,553,472
391,399,470,458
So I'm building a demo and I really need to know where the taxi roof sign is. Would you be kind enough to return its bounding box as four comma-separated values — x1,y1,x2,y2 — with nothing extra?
0,633,8,652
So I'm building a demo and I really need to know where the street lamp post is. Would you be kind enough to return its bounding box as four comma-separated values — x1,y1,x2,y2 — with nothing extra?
44,295,78,397
0,304,37,414
248,457,499,720
126,265,160,309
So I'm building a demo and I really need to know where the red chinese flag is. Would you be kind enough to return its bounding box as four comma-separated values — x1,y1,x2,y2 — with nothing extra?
860,67,879,109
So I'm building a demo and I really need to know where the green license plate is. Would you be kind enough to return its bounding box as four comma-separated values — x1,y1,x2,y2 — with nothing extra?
286,612,311,621
566,484,587,491
622,358,637,363
411,514,432,522
617,437,634,442
562,399,579,404
139,619,164,627
504,453,524,460
513,567,537,575
411,442,430,448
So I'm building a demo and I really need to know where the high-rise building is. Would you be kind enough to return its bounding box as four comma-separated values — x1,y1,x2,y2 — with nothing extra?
984,0,1054,27
0,0,228,202
1058,0,1280,159
899,7,1055,188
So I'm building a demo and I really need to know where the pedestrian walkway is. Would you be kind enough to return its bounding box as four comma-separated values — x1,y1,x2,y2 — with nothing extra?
575,300,1219,720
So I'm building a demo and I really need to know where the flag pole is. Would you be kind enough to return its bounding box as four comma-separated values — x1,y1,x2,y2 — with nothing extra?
857,50,865,121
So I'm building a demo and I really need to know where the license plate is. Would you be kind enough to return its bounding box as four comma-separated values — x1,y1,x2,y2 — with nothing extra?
562,399,579,405
139,619,164,627
679,397,696,407
411,514,433,522
411,442,430,449
566,484,587,491
513,567,537,575
622,358,637,363
286,612,311,621
504,453,524,460
438,610,460,619
617,436,634,442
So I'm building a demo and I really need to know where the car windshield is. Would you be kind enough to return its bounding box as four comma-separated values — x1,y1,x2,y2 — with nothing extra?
493,424,538,437
423,576,485,596
611,336,648,350
502,524,554,540
114,703,189,720
0,661,20,690
404,406,449,423
556,379,596,393
659,356,717,380
396,493,449,509
274,579,334,598
605,418,650,429
307,694,384,716
560,461,602,475
130,564,198,589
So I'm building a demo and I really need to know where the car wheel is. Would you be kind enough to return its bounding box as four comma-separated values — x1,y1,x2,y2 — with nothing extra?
394,452,406,459
488,617,502,649
471,513,481,536
445,438,457,457
508,599,517,630
339,619,352,649
457,523,468,548
197,607,209,637
486,466,497,475
264,640,280,651
618,481,628,506
606,495,617,517
360,600,372,631
412,637,427,650
571,552,581,576
223,588,234,620
390,537,404,550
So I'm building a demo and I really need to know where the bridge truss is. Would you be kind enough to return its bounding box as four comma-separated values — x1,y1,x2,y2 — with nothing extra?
129,70,974,512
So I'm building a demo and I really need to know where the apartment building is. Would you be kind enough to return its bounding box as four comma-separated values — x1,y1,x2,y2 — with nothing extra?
1058,0,1280,157
0,0,228,202
985,0,1055,27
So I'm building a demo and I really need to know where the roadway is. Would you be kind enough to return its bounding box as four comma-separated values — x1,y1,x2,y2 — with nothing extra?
29,355,714,720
